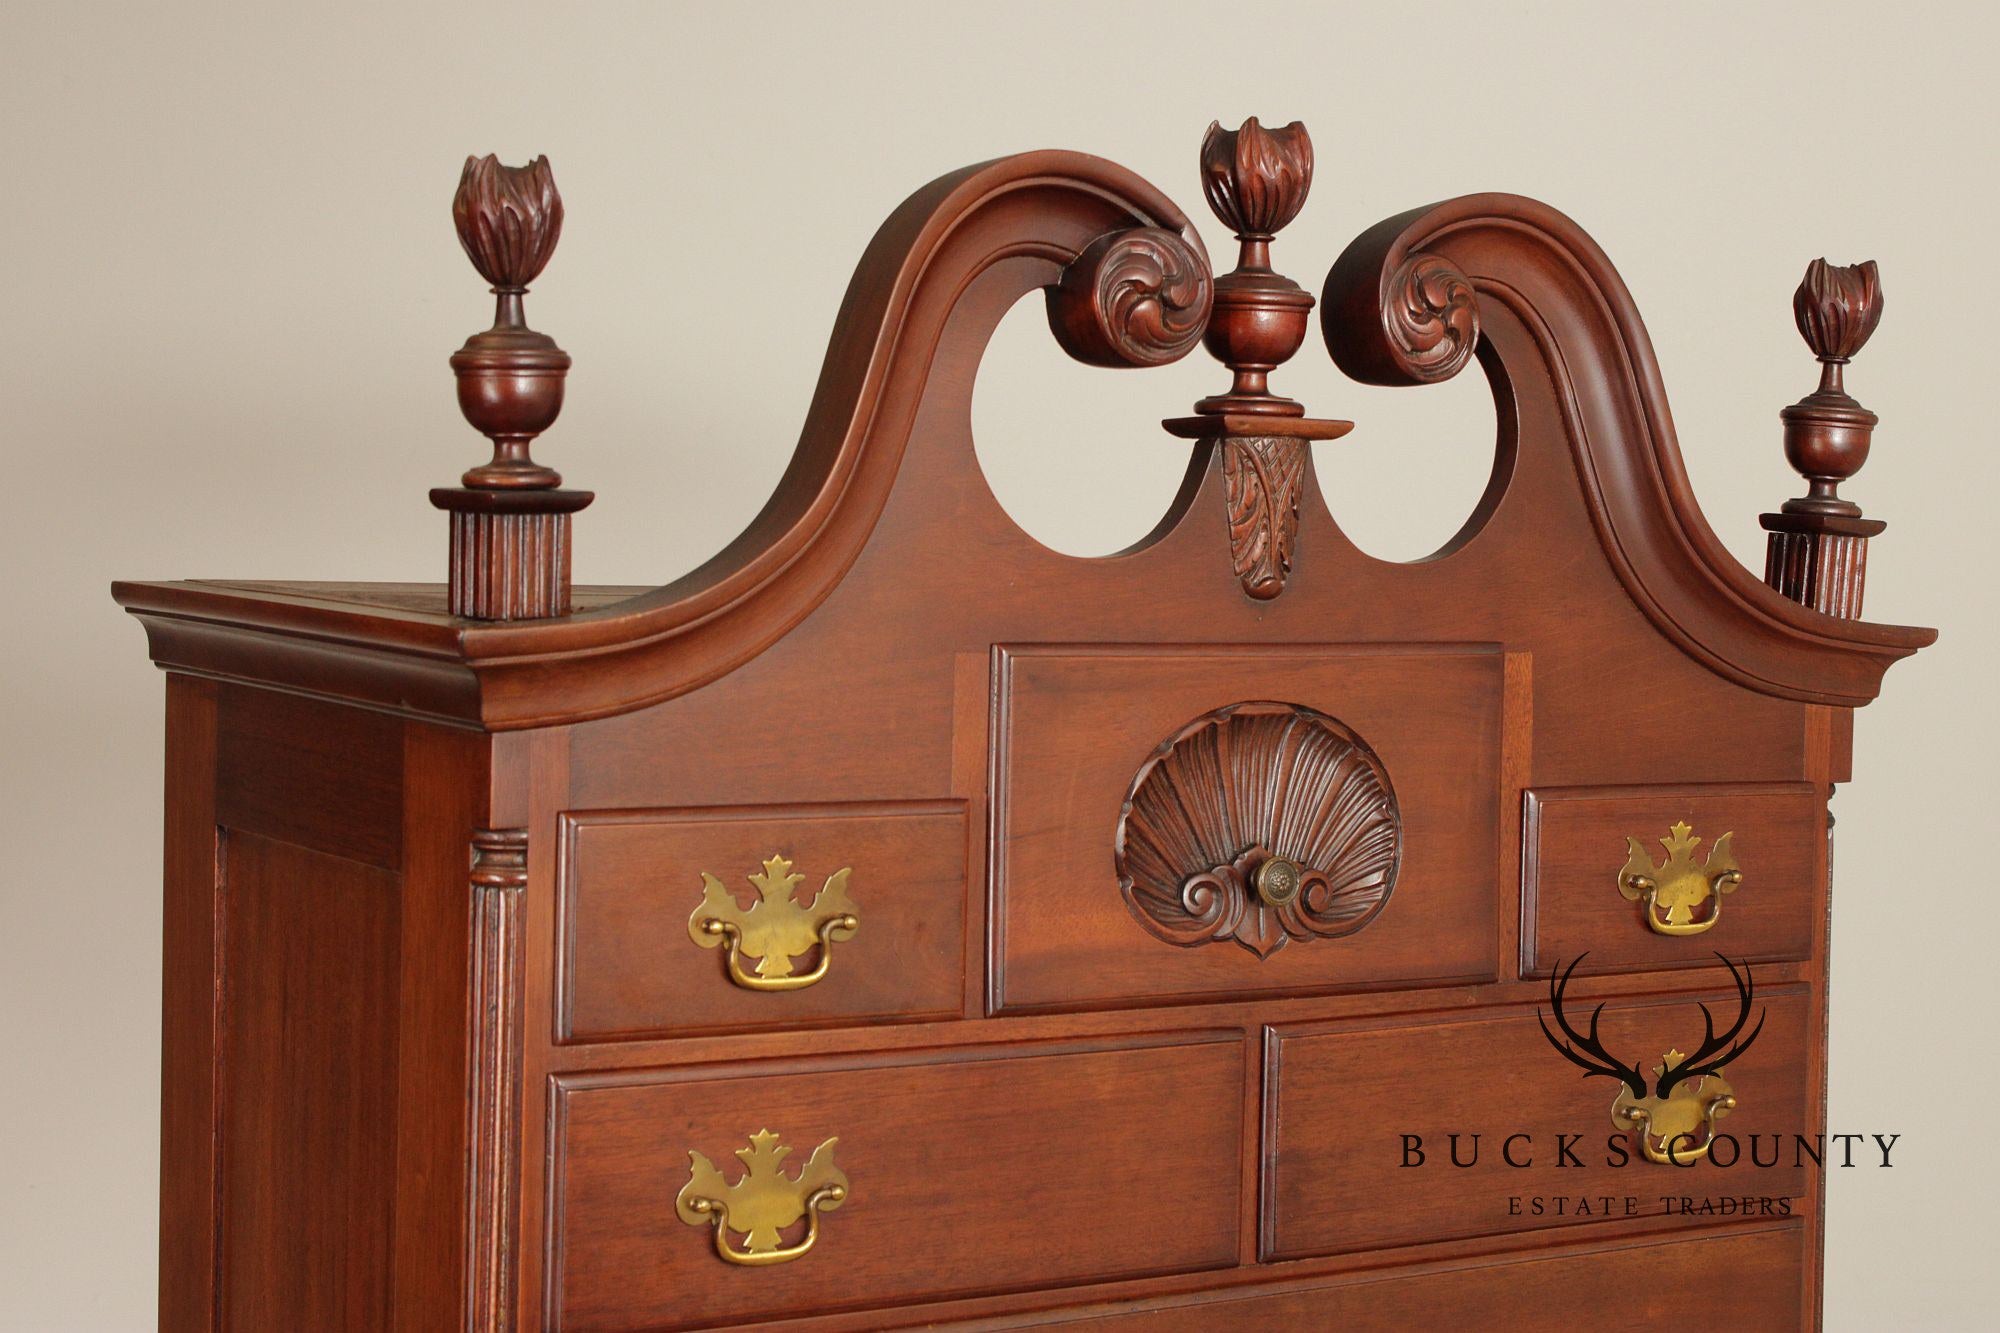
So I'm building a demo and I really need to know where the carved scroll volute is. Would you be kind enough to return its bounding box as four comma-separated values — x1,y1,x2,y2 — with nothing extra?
1321,226,1481,387
1048,226,1212,368
1761,259,1888,618
430,155,593,621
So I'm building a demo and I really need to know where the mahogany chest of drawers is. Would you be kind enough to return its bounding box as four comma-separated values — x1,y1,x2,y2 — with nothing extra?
115,119,1933,1329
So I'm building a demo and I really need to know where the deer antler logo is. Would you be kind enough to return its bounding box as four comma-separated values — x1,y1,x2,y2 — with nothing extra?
1538,953,1765,1164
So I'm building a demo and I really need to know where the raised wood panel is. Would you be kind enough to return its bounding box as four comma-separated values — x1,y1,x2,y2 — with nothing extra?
1524,784,1823,977
1024,1225,1805,1329
547,1034,1244,1330
217,830,402,1330
1264,987,1812,1260
215,683,404,870
560,801,966,1040
992,645,1505,1013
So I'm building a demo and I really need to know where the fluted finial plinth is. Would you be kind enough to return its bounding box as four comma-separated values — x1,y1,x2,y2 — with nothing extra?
1761,259,1887,618
430,154,592,620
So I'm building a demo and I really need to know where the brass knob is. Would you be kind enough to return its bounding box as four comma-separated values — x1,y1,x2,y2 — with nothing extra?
1254,855,1302,907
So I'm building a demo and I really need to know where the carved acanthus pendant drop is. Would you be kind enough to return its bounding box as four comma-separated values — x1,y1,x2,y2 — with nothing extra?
1222,437,1306,600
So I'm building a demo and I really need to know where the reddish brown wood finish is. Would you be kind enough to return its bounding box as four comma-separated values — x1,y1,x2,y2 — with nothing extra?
1522,784,1824,977
559,802,966,1040
217,831,401,1329
992,645,1504,1011
1017,1225,1806,1330
157,677,219,1332
153,680,490,1330
548,1035,1244,1330
1263,988,1812,1260
117,119,1934,1329
466,827,529,1333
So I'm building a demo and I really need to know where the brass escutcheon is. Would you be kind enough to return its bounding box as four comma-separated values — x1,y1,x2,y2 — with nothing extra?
689,854,859,991
1617,821,1741,936
676,1130,849,1266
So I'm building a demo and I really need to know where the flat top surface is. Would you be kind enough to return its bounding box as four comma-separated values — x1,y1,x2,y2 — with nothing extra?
181,580,652,620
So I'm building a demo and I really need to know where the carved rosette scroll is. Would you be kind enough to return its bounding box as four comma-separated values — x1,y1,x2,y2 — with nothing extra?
1222,438,1306,600
1385,253,1480,383
1115,703,1402,958
1049,227,1213,368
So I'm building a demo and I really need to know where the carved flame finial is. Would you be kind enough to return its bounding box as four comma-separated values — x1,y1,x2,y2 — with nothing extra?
454,155,564,293
1794,258,1883,373
1199,118,1312,242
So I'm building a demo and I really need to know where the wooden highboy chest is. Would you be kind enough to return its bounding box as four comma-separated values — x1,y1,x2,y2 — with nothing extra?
115,119,1933,1329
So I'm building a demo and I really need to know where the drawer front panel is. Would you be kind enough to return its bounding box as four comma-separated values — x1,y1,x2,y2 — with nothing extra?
560,802,966,1041
1264,987,1811,1260
992,645,1507,1013
548,1034,1244,1330
1524,784,1823,977
1031,1226,1805,1329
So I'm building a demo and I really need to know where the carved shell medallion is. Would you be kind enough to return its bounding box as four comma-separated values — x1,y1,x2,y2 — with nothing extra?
1115,703,1401,959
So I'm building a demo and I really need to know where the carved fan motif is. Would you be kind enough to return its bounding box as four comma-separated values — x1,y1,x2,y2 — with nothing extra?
1115,703,1401,958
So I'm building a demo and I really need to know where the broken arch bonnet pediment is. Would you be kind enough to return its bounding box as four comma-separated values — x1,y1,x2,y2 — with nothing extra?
117,118,1928,727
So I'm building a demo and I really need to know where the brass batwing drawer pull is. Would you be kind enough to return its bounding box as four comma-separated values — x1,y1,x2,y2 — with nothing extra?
689,854,859,991
1546,955,1761,1166
1617,821,1741,936
1615,1055,1739,1164
675,1130,849,1266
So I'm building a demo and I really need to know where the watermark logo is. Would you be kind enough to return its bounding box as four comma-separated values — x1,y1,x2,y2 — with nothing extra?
1539,952,1763,1165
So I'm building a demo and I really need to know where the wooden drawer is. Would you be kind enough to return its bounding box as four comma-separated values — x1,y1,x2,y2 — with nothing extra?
547,1033,1245,1330
1027,1226,1806,1328
1263,986,1811,1260
991,645,1509,1013
558,802,966,1041
1523,784,1823,977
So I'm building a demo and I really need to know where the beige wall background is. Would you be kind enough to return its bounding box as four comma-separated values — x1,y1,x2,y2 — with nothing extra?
3,1,1991,1327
